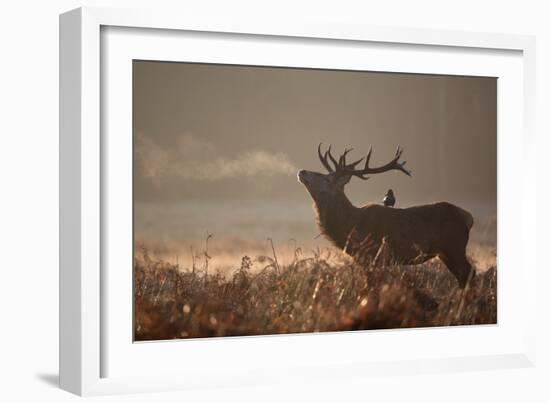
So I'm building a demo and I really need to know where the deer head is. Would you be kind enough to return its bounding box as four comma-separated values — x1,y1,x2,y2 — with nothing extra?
297,144,411,208
297,144,412,249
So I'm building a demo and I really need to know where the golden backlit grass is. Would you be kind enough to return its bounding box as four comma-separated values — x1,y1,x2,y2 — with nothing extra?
134,245,496,341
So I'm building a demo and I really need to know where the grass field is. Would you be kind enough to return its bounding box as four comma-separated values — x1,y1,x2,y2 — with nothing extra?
134,242,496,341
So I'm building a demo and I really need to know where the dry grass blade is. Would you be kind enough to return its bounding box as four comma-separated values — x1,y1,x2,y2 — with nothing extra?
134,245,496,341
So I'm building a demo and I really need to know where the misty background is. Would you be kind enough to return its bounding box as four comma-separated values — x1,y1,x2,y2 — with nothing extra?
133,61,496,269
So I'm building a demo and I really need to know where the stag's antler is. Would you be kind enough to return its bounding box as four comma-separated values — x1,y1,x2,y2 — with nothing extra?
318,143,412,179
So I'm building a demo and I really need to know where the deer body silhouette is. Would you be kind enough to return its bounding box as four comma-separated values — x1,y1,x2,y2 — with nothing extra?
298,144,474,288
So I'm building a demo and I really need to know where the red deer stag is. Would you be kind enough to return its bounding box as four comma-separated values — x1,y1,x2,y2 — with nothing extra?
297,144,475,288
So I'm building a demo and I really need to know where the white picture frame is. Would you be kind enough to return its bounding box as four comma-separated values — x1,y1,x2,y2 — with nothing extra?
59,6,537,396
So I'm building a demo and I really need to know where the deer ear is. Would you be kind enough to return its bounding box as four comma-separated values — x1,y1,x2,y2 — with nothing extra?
335,174,351,187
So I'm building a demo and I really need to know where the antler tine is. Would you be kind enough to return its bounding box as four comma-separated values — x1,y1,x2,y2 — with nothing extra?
338,149,345,167
366,146,373,166
399,161,412,176
339,148,354,167
327,145,339,167
347,145,412,178
347,157,364,169
357,146,373,173
317,143,334,173
392,146,411,176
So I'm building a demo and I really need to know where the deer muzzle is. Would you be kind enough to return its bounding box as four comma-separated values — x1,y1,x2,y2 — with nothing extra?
297,170,309,184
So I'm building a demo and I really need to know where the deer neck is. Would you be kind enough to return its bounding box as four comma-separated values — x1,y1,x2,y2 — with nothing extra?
314,192,359,249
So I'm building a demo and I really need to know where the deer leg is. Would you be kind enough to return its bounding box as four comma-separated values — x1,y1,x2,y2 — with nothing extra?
439,253,475,288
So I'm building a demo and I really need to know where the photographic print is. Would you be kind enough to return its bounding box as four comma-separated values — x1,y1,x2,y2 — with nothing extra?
133,61,497,341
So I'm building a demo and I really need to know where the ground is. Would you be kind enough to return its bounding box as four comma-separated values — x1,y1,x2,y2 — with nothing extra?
134,244,496,340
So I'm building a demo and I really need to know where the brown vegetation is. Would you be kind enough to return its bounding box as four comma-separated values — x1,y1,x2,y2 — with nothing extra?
134,245,496,341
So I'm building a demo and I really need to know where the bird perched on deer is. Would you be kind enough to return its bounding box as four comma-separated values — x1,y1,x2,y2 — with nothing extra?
297,144,475,288
383,189,395,207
